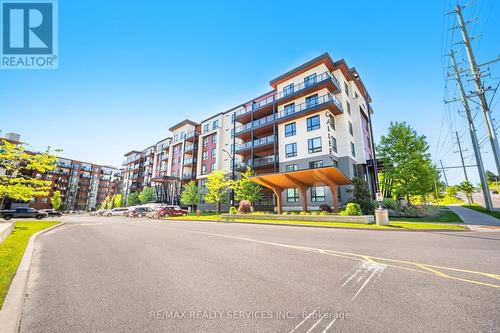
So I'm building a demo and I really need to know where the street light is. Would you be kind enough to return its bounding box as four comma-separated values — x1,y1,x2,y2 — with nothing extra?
222,149,236,206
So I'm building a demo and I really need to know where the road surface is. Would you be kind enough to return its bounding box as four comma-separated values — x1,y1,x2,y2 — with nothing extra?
19,216,500,332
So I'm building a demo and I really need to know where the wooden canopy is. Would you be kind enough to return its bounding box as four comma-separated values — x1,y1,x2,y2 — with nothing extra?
250,166,351,213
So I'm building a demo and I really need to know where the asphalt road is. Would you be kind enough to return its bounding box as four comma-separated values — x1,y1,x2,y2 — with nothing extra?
472,192,500,210
19,216,500,332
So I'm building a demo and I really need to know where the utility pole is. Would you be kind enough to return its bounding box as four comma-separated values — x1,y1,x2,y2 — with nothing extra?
439,160,449,187
450,50,493,211
455,4,500,175
454,131,469,181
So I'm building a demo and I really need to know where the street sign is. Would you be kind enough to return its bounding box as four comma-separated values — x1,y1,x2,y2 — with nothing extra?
376,192,383,202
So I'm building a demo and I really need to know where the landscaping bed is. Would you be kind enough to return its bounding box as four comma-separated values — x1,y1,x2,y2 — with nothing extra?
221,213,374,224
0,221,60,307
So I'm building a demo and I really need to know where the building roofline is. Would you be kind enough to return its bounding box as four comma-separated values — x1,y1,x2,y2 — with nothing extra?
168,119,199,132
124,150,141,157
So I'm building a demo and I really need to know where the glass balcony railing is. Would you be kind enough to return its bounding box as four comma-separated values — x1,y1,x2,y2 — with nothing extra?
234,135,275,152
276,93,343,119
184,158,194,165
234,114,275,134
236,155,278,169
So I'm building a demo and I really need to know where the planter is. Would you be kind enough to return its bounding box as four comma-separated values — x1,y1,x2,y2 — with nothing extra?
221,214,374,224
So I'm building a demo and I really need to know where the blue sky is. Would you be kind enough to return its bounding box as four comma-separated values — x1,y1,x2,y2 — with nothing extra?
1,0,499,185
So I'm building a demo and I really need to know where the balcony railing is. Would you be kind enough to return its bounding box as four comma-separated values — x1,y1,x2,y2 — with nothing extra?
234,134,275,152
234,114,275,134
184,158,194,165
236,155,278,169
184,144,196,152
276,93,342,120
235,71,340,118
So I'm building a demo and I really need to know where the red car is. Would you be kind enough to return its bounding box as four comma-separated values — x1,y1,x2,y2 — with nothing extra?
159,205,188,217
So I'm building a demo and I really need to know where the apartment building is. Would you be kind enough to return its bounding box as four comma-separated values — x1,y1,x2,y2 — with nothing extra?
121,53,377,211
1,132,123,211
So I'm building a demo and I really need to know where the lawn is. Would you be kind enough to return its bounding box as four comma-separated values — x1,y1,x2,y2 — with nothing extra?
391,207,463,223
0,221,60,308
462,203,500,219
166,215,466,230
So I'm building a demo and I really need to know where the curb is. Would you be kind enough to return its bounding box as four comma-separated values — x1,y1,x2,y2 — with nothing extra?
0,222,65,333
164,218,469,232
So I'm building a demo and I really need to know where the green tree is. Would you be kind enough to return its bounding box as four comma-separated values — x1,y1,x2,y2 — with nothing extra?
233,166,263,206
138,186,155,204
113,194,123,208
50,190,62,210
205,170,232,215
377,122,440,202
126,192,140,206
0,139,58,209
347,177,373,214
445,185,458,198
180,181,201,211
99,196,109,210
485,170,498,183
459,180,475,204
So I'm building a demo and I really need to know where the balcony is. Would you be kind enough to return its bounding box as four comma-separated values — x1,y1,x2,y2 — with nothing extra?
184,158,194,165
235,71,340,121
184,144,197,152
236,155,278,170
234,134,275,153
182,173,195,180
275,93,343,122
234,114,275,135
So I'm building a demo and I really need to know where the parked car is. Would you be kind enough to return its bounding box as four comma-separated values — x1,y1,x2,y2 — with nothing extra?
106,208,129,216
0,207,48,220
159,205,188,217
128,207,154,218
40,209,63,217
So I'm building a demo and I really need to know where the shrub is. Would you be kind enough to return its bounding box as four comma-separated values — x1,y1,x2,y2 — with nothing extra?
310,211,319,215
281,211,288,215
229,206,238,214
319,210,328,215
373,198,398,210
319,204,332,213
340,203,362,216
238,200,252,214
289,211,298,215
299,211,308,215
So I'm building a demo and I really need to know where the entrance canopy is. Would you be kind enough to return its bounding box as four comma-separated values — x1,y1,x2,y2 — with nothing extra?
250,166,351,213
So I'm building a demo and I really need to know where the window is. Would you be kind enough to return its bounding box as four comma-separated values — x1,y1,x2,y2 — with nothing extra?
304,73,317,87
287,188,299,202
307,115,320,131
202,151,208,160
212,135,217,144
285,143,297,158
284,103,295,116
346,101,351,115
212,120,219,130
203,124,209,133
353,163,358,178
211,148,216,158
286,164,298,172
305,94,318,108
211,162,216,172
308,137,322,154
351,142,356,157
203,137,208,146
309,160,323,169
328,115,335,130
344,82,349,96
355,92,359,99
284,123,296,137
331,137,338,153
283,83,294,97
349,122,353,136
41,198,48,203
333,159,339,167
311,186,326,202
201,165,207,175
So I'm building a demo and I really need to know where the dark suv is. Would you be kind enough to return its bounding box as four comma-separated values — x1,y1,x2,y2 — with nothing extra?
128,207,153,218
0,208,48,220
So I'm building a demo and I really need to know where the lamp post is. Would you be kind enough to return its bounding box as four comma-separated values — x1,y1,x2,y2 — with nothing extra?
222,149,236,206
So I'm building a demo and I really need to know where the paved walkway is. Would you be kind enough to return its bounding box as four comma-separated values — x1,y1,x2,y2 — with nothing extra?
447,205,500,229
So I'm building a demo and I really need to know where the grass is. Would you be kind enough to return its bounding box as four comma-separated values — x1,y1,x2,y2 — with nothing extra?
437,196,464,205
0,221,60,308
166,215,466,230
462,203,500,219
391,207,463,223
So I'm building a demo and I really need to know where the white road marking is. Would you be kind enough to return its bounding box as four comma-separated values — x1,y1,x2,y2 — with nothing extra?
289,307,320,333
321,319,337,333
306,316,324,333
352,269,377,301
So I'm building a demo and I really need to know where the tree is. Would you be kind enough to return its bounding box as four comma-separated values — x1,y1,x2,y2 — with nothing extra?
99,196,109,210
126,192,140,206
0,139,57,209
459,180,475,204
180,181,200,211
205,170,232,215
485,170,498,183
347,177,373,214
113,194,123,208
138,187,155,204
50,190,62,210
377,122,440,202
445,185,458,198
232,167,263,206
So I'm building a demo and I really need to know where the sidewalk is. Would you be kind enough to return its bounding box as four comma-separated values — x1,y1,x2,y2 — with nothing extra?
447,205,500,229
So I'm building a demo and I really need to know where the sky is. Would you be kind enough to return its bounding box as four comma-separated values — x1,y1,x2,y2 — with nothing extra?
1,0,499,185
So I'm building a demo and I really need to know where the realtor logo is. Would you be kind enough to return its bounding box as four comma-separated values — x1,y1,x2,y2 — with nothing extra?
1,0,58,69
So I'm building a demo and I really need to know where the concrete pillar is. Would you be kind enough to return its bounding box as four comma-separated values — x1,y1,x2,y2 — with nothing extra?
330,185,339,212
